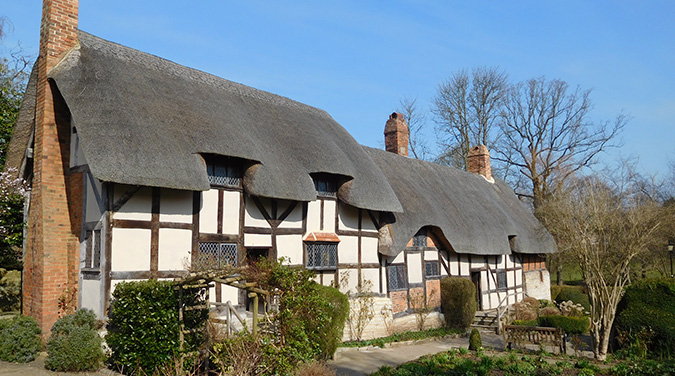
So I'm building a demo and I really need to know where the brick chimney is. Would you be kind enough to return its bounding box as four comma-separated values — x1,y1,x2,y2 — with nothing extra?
24,0,80,335
384,112,409,156
467,145,493,182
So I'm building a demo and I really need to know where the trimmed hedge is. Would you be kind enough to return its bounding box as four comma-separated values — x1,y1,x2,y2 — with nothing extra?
615,278,675,357
0,315,41,363
440,277,477,330
537,315,589,335
554,285,590,312
45,309,105,372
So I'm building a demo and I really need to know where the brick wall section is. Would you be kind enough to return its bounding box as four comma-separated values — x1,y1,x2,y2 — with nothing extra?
384,112,409,157
24,0,80,336
426,279,441,308
390,290,408,314
467,145,492,181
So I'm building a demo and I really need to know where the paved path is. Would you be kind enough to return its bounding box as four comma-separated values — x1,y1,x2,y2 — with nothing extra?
329,333,504,376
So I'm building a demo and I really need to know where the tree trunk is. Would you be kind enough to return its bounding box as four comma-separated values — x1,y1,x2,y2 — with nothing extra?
557,265,562,285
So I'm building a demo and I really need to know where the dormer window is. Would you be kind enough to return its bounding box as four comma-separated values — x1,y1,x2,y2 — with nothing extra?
313,179,337,197
206,161,242,187
412,228,427,247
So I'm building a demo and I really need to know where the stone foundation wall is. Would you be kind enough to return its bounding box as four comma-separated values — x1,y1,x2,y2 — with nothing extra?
341,296,446,341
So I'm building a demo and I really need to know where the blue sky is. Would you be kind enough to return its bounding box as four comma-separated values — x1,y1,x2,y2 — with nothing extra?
2,1,674,178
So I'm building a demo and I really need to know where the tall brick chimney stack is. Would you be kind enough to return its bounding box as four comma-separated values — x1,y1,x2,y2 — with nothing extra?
24,0,80,335
384,112,409,157
467,145,493,182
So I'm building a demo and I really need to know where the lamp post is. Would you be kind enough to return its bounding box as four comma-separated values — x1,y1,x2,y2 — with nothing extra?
669,240,674,278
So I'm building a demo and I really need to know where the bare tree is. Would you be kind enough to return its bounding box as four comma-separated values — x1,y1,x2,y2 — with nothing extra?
538,175,670,360
433,66,508,170
496,77,627,209
398,96,431,160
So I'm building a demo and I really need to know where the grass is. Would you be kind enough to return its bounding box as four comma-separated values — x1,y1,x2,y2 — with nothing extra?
340,328,464,348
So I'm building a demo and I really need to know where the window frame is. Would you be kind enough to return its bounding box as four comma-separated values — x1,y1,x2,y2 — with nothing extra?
496,270,507,290
388,264,407,291
412,228,427,247
206,161,242,188
305,242,338,270
424,261,441,279
195,242,238,270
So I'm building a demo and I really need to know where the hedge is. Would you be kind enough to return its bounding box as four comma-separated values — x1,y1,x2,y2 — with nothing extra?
440,277,476,330
553,285,590,312
615,278,675,357
537,315,589,335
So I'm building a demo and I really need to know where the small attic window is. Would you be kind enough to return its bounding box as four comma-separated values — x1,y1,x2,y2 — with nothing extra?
206,161,242,187
312,176,337,197
412,228,427,247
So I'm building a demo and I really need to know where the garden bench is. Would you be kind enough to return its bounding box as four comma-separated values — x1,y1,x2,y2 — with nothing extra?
502,325,564,353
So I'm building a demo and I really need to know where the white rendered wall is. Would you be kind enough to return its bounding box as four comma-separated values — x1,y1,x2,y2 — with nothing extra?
276,234,303,265
323,200,336,231
277,202,303,229
158,228,192,270
222,191,240,234
113,186,152,221
244,196,270,228
407,253,423,284
338,237,359,264
524,270,552,301
200,190,219,234
361,237,379,264
111,228,151,271
338,203,359,230
306,200,321,232
159,190,192,224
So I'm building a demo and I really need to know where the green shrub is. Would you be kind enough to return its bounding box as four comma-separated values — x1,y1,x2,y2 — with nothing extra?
512,319,538,327
615,278,675,358
106,280,184,374
0,315,41,363
0,269,21,312
468,328,482,350
312,283,349,358
45,309,104,371
440,277,476,330
550,285,562,301
537,315,589,335
554,285,590,312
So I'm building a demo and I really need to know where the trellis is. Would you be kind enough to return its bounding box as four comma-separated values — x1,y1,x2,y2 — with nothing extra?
173,271,270,370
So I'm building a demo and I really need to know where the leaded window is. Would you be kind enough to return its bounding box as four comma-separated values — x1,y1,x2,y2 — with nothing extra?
314,179,337,197
196,242,238,270
207,162,241,187
497,270,507,289
306,242,337,270
412,228,427,247
425,261,440,278
388,264,407,291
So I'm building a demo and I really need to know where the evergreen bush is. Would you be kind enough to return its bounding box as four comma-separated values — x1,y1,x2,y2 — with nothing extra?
615,278,675,357
0,315,41,363
537,315,589,335
313,283,349,358
440,277,477,330
468,328,482,350
45,309,104,372
106,280,183,374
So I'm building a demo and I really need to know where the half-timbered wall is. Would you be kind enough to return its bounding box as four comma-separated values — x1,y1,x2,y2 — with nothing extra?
384,228,524,314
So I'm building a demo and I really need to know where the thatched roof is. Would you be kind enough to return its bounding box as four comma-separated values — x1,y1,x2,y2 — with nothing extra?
367,147,556,256
11,31,402,212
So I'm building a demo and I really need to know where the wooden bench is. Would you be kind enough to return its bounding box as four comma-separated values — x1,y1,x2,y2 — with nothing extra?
502,325,564,353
